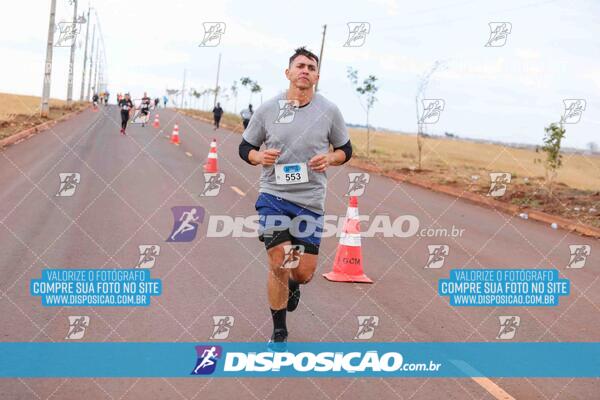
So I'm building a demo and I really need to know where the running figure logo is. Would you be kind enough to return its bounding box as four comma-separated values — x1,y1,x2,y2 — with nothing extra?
136,245,161,269
354,316,379,340
54,20,83,47
200,173,225,197
487,172,511,197
425,245,449,269
191,345,222,375
561,99,586,124
346,173,370,196
485,22,512,47
281,244,305,269
55,173,80,197
344,22,370,47
199,22,226,47
419,99,445,124
275,100,299,124
566,245,591,269
167,206,204,242
210,316,235,340
497,316,520,340
65,316,89,340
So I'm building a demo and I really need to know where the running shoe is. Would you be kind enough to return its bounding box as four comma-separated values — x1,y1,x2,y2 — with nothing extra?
267,328,288,352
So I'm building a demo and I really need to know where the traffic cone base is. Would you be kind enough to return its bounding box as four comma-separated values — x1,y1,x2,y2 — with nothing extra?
323,271,373,284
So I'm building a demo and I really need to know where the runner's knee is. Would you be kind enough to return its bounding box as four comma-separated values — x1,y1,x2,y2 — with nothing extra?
267,244,288,270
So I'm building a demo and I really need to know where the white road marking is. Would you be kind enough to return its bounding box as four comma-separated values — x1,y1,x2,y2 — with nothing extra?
230,186,245,196
472,377,516,400
185,152,192,157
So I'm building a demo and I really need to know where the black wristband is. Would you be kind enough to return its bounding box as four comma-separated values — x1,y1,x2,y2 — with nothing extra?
239,138,260,164
334,140,353,164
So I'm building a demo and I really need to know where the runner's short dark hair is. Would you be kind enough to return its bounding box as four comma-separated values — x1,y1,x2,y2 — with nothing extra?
289,47,319,66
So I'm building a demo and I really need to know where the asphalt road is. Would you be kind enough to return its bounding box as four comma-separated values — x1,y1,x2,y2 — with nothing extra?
0,106,598,399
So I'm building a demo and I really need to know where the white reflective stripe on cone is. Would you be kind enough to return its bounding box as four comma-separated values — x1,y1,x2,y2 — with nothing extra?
339,232,361,247
207,153,218,159
346,207,359,219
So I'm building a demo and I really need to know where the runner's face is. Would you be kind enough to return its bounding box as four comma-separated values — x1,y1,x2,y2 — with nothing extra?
286,55,319,90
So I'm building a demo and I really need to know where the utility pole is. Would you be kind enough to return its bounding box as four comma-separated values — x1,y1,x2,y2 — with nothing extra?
40,0,57,117
213,53,221,107
180,69,186,108
91,36,99,96
96,60,102,95
66,0,78,107
86,24,95,100
79,6,90,101
315,24,327,92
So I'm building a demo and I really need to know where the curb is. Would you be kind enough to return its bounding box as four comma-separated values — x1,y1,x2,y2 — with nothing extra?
0,105,90,149
177,109,600,239
350,160,600,239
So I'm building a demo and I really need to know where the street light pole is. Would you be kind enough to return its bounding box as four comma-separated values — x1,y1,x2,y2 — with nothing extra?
315,24,327,92
79,6,90,101
66,0,78,107
40,0,57,117
213,53,221,107
91,36,99,96
86,23,95,100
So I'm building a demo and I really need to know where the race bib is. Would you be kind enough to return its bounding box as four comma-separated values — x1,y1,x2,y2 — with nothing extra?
275,163,309,185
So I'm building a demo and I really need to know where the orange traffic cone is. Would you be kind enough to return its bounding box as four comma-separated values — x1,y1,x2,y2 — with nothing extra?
323,196,373,283
170,124,180,145
203,138,218,173
152,114,160,128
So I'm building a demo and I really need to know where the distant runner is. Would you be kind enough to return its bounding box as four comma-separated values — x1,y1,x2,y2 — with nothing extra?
118,93,134,135
140,92,152,127
213,102,223,130
240,104,253,129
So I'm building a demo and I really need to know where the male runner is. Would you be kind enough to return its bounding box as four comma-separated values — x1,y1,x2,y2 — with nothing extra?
140,92,152,127
212,102,224,130
118,93,134,135
240,104,253,129
238,47,352,346
92,93,99,109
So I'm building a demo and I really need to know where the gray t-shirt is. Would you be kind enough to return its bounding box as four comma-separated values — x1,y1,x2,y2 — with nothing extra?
242,92,349,214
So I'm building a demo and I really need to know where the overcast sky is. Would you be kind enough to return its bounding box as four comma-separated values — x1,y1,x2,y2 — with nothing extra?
1,0,599,149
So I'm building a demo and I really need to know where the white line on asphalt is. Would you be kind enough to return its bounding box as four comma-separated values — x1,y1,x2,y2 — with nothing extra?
450,360,515,399
472,377,516,400
230,186,246,196
185,152,192,157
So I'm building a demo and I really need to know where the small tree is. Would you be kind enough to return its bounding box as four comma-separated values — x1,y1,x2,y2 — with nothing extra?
251,82,262,105
415,61,444,171
240,77,260,104
347,67,378,156
230,81,238,113
536,122,566,197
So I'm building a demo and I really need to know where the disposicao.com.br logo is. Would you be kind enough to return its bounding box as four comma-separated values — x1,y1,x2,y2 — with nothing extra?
191,345,442,377
204,214,465,239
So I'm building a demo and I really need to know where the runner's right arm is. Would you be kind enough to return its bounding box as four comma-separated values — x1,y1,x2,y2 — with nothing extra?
239,110,280,166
